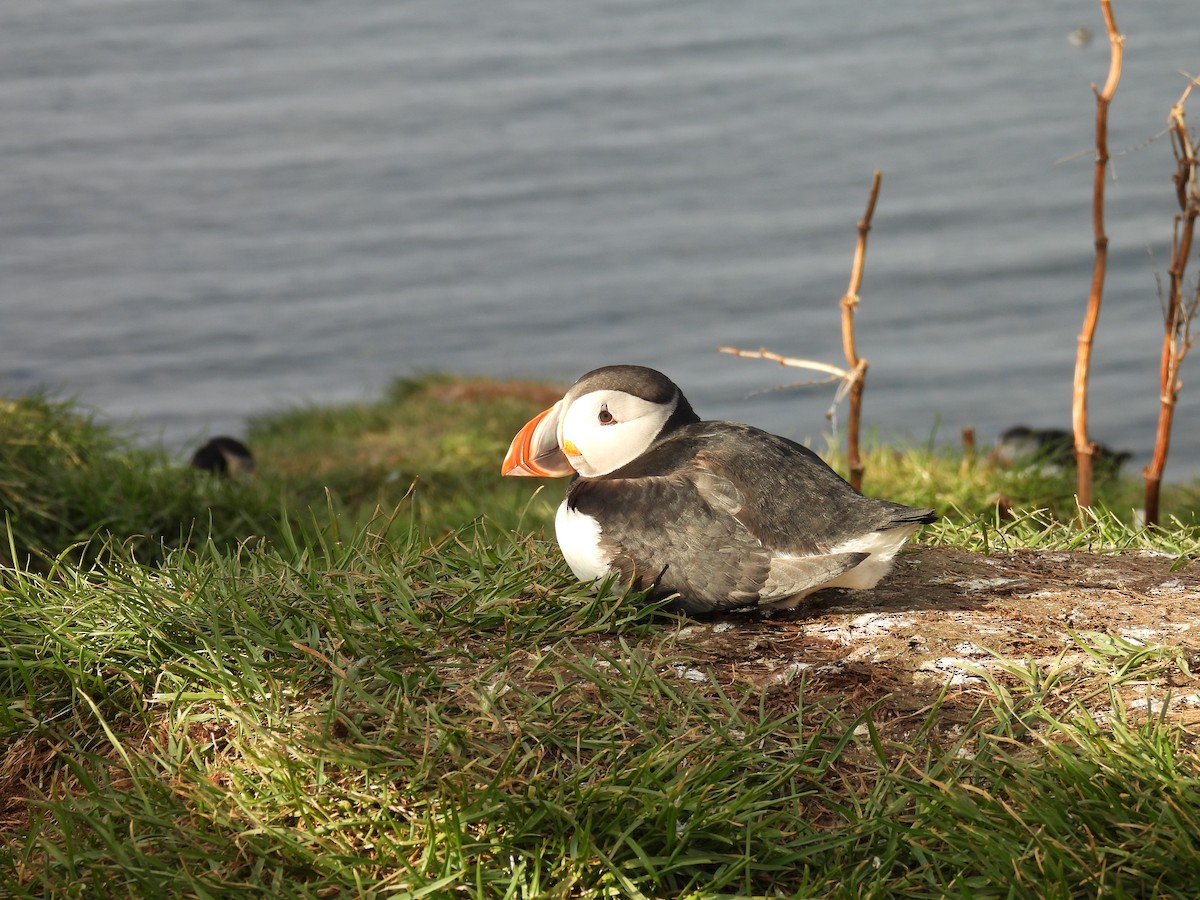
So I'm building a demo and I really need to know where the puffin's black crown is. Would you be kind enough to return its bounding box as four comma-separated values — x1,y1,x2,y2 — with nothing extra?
573,365,679,405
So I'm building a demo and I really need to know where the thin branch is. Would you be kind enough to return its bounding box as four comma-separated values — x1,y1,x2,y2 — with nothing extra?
839,170,882,490
719,172,882,491
717,347,849,380
961,427,977,475
1143,75,1200,525
1072,0,1123,510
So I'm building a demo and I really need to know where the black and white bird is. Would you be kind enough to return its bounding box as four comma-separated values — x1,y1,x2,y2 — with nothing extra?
191,436,255,477
988,425,1131,477
502,365,935,614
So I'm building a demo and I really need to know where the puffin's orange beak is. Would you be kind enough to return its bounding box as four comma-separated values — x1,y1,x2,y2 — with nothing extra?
502,403,576,477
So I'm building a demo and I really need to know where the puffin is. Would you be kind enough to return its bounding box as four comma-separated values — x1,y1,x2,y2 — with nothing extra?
502,365,935,614
988,425,1131,478
191,436,256,477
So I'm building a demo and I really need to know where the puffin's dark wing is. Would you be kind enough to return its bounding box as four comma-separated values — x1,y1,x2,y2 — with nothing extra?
613,422,935,554
566,471,866,613
566,473,763,612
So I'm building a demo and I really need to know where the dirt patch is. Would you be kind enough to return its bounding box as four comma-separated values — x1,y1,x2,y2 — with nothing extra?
428,379,565,408
659,546,1200,733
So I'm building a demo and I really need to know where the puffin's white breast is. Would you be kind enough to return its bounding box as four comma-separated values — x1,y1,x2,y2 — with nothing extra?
554,500,611,582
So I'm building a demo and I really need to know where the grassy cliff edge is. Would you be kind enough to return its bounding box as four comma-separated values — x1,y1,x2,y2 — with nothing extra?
2,377,1199,897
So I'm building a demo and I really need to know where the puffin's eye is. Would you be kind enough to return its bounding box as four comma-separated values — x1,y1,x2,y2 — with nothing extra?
597,405,616,425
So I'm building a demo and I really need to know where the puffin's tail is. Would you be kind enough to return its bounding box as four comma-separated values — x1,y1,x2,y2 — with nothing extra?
882,505,937,530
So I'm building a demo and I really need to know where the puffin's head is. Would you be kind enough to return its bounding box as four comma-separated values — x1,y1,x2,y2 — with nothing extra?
502,365,697,478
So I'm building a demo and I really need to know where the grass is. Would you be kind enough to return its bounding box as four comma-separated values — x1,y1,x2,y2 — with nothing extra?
2,375,1200,897
0,395,285,570
245,374,565,537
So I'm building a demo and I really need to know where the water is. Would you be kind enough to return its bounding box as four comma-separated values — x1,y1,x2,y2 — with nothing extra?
3,0,1198,480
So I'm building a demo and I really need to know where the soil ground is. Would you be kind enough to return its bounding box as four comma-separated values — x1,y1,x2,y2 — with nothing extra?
656,546,1200,738
4,547,1198,840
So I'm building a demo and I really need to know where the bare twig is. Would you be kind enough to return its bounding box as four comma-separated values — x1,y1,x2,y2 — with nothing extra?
717,347,849,381
1072,0,1123,510
1143,76,1200,525
961,427,977,475
719,171,883,490
839,171,882,489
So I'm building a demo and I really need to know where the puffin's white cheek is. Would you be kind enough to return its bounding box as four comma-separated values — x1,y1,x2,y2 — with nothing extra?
570,456,599,478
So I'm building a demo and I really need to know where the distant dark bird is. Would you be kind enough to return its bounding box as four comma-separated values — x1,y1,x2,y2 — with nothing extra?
989,426,1131,476
191,436,255,477
502,365,935,614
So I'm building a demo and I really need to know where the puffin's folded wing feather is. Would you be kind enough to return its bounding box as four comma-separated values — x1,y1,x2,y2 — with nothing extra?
687,463,874,602
635,425,934,553
758,552,870,602
566,473,769,613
